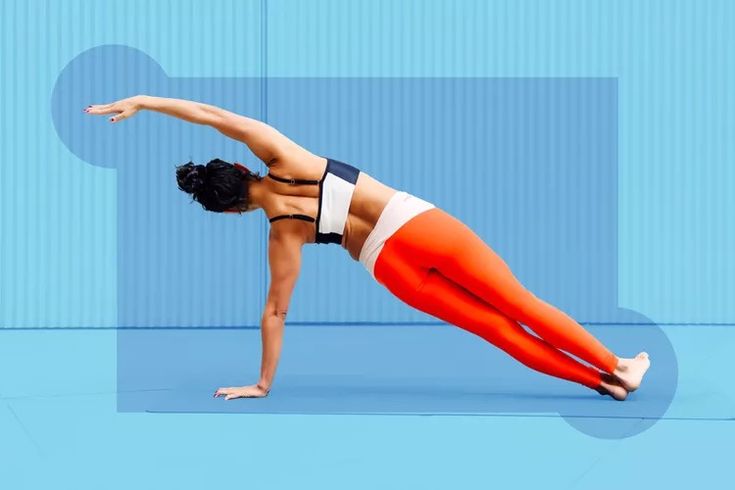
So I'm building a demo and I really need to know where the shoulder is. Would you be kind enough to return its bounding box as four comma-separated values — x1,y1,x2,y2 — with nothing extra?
270,152,328,179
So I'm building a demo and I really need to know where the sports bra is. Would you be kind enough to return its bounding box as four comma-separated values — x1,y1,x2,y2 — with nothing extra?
267,157,360,245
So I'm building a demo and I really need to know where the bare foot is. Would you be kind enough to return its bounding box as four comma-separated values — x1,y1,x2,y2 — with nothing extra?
612,352,650,392
595,372,629,401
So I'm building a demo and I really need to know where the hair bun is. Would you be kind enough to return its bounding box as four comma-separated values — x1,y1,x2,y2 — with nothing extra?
176,163,207,195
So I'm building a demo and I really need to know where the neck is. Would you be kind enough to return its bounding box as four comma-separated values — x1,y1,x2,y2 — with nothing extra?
245,177,267,212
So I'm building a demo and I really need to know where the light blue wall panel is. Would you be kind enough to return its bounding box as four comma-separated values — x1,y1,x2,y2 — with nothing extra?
266,0,735,324
1,0,733,327
0,0,262,328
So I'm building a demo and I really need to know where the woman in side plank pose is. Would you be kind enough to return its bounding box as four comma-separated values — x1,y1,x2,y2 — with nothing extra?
85,95,651,401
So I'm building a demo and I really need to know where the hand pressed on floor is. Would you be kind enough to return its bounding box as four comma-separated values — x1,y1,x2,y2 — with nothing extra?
214,384,270,400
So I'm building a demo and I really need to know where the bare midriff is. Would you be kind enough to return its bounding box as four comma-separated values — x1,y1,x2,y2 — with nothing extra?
262,154,399,261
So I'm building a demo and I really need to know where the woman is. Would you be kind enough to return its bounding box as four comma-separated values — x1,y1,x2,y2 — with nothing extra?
85,95,651,402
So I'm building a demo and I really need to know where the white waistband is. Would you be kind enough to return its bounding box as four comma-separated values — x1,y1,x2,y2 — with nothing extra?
358,191,436,280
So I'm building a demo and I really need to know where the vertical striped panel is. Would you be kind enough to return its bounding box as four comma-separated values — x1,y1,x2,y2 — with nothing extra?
1,0,734,327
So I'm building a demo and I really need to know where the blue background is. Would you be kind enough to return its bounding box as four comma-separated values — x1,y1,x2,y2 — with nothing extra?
1,0,733,488
2,0,734,327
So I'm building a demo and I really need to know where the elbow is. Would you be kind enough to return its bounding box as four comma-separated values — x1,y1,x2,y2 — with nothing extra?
263,302,289,322
198,103,230,127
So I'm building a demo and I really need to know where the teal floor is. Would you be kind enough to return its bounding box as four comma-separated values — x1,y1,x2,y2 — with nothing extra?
1,325,732,490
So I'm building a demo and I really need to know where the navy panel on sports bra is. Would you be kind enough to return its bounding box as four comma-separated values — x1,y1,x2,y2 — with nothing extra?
326,158,360,184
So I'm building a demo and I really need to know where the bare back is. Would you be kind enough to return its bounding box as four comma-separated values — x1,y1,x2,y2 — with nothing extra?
261,151,399,260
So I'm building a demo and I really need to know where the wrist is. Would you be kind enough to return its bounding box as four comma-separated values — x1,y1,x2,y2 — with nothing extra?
256,381,271,394
134,94,153,110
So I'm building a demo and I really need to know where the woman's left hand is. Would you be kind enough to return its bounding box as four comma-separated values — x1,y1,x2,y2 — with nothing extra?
214,384,269,400
84,95,145,123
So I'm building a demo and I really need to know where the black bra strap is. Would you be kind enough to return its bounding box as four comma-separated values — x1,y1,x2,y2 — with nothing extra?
267,173,320,186
269,213,316,223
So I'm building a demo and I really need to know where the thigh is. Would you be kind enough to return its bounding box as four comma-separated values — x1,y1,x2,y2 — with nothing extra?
373,206,528,322
380,261,521,346
433,213,533,314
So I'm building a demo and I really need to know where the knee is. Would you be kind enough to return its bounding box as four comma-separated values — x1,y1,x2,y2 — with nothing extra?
474,311,521,344
498,288,540,317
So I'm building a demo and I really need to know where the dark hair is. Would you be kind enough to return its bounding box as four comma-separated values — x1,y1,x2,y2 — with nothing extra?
176,158,261,212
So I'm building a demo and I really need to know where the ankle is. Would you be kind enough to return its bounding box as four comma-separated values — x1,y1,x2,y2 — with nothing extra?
614,356,627,373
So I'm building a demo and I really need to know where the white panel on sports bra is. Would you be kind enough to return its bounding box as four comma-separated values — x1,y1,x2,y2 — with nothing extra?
319,172,357,236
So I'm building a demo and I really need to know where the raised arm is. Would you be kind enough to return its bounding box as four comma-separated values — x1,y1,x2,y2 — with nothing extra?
214,227,303,400
85,94,308,165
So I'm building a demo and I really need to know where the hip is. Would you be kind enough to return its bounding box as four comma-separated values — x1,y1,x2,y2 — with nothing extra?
357,191,436,280
359,191,480,281
369,202,482,288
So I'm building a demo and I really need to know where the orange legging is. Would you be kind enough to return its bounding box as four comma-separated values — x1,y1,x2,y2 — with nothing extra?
373,207,618,389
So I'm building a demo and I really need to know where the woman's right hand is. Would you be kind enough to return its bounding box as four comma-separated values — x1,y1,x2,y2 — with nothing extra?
84,95,146,123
